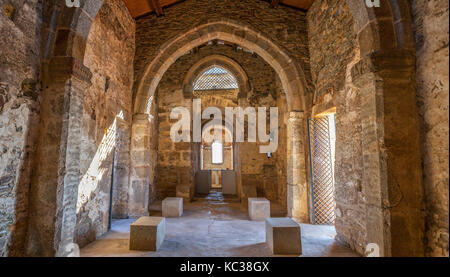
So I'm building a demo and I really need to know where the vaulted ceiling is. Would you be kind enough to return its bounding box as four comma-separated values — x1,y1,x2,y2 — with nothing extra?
122,0,315,19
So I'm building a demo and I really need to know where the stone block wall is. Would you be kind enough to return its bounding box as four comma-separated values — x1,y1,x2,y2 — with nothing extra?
308,0,357,99
0,0,446,258
307,0,367,254
308,0,449,257
0,0,42,256
74,0,135,248
156,87,193,200
411,0,449,257
130,94,159,207
134,0,313,96
275,89,288,209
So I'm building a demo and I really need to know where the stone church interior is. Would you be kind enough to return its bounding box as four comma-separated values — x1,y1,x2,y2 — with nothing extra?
0,0,448,258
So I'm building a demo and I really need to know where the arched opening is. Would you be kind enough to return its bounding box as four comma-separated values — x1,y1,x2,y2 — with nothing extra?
308,109,337,226
24,0,135,257
127,3,426,258
133,20,309,114
3,0,434,258
194,66,239,91
198,124,236,195
131,21,309,224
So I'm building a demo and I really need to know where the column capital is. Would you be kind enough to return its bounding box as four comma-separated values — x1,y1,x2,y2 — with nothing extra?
183,84,194,99
288,110,305,120
351,49,415,87
48,57,92,85
237,90,248,99
133,113,151,124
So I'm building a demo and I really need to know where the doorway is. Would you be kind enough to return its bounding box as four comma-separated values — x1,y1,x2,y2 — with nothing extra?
196,132,237,196
211,170,222,189
308,112,337,225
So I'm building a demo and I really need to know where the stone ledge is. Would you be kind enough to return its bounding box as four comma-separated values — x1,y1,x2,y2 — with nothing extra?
48,57,92,84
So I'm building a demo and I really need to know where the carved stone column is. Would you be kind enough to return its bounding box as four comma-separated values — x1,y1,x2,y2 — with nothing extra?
286,111,309,222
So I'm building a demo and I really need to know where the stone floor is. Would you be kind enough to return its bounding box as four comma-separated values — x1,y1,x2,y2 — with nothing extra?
80,193,359,257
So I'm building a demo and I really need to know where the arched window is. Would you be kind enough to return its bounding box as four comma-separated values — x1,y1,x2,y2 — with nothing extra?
194,66,238,90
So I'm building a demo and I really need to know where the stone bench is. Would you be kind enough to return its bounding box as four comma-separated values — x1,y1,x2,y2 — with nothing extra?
129,217,165,251
248,198,270,221
265,217,302,255
162,197,183,217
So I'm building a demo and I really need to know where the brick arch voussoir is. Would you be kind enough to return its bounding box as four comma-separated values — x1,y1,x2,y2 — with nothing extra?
44,0,104,62
346,0,415,56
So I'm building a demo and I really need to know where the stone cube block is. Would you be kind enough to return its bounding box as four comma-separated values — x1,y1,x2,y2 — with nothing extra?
162,197,183,217
248,198,270,221
129,217,165,251
265,217,302,255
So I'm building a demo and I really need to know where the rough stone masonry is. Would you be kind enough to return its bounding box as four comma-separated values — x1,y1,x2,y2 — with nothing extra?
0,0,447,257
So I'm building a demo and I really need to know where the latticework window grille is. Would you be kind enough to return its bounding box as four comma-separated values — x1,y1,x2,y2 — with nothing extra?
193,66,238,90
308,115,336,225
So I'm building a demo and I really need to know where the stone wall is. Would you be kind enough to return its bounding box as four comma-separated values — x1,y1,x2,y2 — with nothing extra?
74,0,135,248
134,0,313,97
156,80,193,200
132,93,159,207
307,0,366,254
307,0,449,257
411,0,449,257
155,44,287,206
0,0,42,256
307,0,357,99
275,87,288,209
0,0,446,258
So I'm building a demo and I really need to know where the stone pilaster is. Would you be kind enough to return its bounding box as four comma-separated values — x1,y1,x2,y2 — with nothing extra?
129,113,151,217
27,57,91,257
351,49,425,257
286,111,309,222
112,118,132,219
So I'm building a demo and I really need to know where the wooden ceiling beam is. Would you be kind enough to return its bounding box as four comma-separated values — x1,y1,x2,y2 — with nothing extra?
279,0,314,10
122,0,315,19
148,0,163,16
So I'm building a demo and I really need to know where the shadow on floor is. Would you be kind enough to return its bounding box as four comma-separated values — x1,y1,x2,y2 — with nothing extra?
80,194,359,257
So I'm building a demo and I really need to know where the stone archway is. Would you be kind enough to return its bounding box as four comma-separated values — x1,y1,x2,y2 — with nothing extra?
344,0,425,257
346,0,415,56
26,0,106,257
41,0,105,62
23,0,425,257
131,19,311,222
133,20,309,114
185,57,246,199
